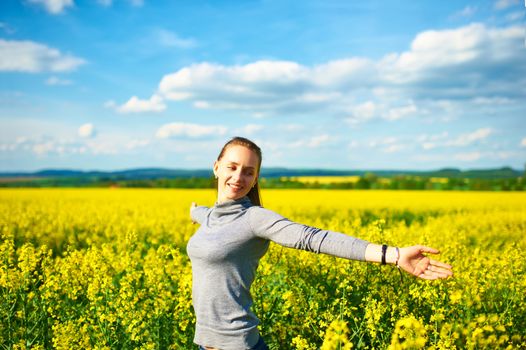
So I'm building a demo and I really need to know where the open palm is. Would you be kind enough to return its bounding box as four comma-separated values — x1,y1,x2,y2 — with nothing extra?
398,245,453,280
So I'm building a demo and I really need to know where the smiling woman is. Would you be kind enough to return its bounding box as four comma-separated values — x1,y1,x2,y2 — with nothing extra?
213,138,262,206
187,136,453,350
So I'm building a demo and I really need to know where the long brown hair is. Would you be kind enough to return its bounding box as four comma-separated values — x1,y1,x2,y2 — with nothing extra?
216,136,263,206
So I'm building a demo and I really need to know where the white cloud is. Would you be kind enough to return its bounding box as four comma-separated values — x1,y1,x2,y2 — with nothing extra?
417,131,449,143
78,123,95,138
471,96,513,105
26,136,89,156
418,129,496,150
380,23,524,93
129,0,143,7
0,128,154,158
493,151,515,159
494,0,520,10
418,131,449,150
521,138,526,147
98,0,112,6
348,100,420,123
416,131,448,150
27,0,74,14
422,142,436,150
307,134,330,148
113,23,525,125
454,152,482,161
506,11,525,21
279,124,304,132
97,0,145,7
0,22,16,35
384,102,418,121
0,39,85,72
348,140,359,149
364,136,406,153
33,141,55,155
126,138,150,149
84,140,118,155
104,100,117,109
193,101,210,109
46,76,72,86
156,122,227,139
347,101,377,124
451,6,477,18
155,29,197,49
95,0,144,8
115,95,166,114
446,128,492,147
369,137,398,148
288,134,331,149
236,124,264,136
157,59,372,115
0,138,22,152
383,144,406,153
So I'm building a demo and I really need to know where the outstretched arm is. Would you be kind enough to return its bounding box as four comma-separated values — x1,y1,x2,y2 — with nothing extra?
249,206,369,261
248,206,453,279
365,244,453,280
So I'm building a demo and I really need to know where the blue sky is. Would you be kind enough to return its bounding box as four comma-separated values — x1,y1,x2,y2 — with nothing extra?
1,0,525,172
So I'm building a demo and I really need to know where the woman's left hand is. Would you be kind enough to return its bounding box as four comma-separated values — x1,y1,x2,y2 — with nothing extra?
398,245,453,280
190,202,198,224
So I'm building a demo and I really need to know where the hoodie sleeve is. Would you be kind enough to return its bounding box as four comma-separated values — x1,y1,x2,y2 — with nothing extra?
248,206,370,261
190,205,209,225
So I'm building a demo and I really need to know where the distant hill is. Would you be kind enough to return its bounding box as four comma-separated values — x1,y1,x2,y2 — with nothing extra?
0,166,522,180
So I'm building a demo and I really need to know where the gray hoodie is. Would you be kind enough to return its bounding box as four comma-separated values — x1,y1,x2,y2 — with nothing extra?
187,196,369,349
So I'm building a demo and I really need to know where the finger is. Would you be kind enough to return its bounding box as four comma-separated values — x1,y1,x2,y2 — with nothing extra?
429,259,453,270
423,268,449,280
430,264,453,275
419,246,440,254
425,265,452,279
413,262,428,276
432,266,453,278
430,267,452,278
418,271,439,280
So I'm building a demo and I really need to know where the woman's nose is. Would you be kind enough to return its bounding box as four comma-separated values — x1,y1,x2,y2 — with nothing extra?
231,170,241,181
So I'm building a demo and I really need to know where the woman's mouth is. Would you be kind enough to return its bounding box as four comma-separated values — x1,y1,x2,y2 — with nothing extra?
227,183,243,191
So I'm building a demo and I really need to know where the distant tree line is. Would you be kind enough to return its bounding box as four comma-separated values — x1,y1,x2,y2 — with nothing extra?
1,174,525,191
0,176,216,188
260,174,525,191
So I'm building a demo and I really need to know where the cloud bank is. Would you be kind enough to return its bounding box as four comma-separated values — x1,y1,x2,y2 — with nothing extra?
78,123,96,138
156,122,227,139
118,23,524,123
0,39,85,72
27,0,74,14
111,95,166,114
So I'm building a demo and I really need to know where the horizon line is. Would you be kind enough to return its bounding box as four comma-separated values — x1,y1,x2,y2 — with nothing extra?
0,165,522,175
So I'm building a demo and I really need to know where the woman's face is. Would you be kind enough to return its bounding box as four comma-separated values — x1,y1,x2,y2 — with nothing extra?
214,145,259,203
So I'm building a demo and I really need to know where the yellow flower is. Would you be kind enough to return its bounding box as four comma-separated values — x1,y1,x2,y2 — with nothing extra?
389,315,427,350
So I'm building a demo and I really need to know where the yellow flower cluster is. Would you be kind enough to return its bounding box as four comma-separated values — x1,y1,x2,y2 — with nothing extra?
1,189,525,349
321,320,353,350
388,315,427,349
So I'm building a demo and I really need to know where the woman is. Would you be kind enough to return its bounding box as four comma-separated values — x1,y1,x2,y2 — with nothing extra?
187,136,453,350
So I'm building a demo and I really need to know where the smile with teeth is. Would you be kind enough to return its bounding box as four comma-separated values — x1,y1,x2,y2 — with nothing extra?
228,183,243,191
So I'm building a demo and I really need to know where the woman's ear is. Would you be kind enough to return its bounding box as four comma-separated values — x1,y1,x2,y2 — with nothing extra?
213,161,219,178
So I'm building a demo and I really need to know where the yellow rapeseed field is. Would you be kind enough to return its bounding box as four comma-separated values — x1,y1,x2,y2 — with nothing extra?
1,189,525,349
